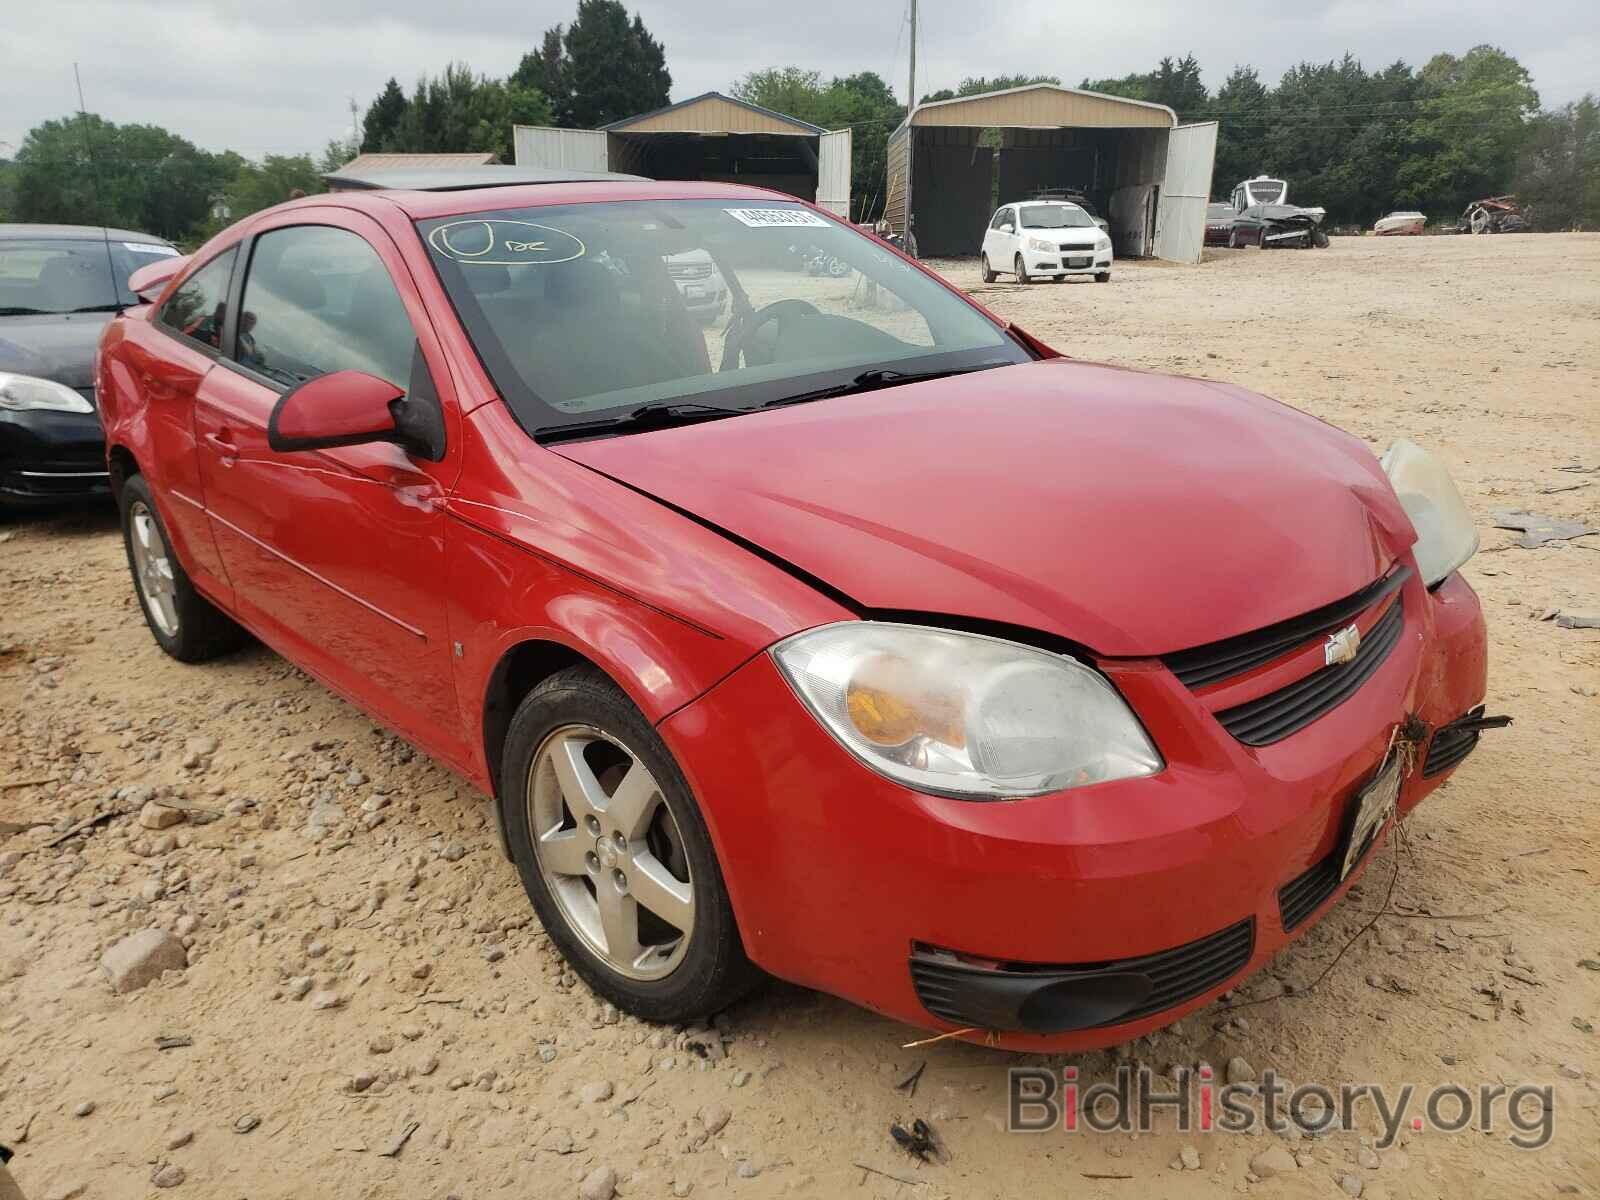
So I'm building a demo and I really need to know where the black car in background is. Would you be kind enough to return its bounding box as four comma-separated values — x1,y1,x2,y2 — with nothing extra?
1227,204,1330,249
0,225,178,509
1204,202,1236,246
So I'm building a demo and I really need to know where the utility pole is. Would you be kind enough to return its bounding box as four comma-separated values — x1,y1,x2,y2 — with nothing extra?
904,0,917,256
349,96,360,155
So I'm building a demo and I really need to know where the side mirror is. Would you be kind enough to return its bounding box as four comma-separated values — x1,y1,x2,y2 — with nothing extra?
267,370,404,454
128,254,190,304
1000,222,1014,233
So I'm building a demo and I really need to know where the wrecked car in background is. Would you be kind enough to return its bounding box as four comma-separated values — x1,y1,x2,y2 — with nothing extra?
1373,211,1427,237
1229,204,1330,249
1456,196,1527,235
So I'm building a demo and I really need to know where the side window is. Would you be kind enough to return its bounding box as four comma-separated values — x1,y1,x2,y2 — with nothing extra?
238,226,416,391
988,209,1008,231
156,248,237,351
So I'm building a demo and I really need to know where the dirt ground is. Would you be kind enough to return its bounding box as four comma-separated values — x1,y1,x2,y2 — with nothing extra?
2,233,1597,1200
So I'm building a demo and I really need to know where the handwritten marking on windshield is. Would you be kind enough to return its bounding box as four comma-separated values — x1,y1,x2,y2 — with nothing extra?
428,220,584,266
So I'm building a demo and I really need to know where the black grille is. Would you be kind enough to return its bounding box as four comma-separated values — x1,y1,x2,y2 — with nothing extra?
1164,566,1411,690
1278,850,1342,932
1214,595,1405,746
1424,706,1487,777
910,919,1254,1030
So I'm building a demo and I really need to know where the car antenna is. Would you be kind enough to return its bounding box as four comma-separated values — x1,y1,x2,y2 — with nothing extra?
73,61,123,313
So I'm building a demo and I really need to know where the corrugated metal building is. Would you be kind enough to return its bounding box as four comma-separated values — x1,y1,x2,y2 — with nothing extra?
883,84,1216,263
514,92,853,217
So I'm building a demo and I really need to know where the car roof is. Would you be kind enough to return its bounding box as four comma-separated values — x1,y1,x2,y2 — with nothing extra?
321,164,648,192
312,178,827,222
0,222,173,244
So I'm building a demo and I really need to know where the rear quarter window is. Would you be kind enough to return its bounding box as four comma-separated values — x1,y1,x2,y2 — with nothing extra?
157,248,238,352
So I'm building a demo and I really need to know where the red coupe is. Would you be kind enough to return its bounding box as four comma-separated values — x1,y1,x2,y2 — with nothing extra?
96,169,1493,1050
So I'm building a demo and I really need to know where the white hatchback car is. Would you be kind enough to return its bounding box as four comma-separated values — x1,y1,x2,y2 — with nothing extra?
981,201,1114,284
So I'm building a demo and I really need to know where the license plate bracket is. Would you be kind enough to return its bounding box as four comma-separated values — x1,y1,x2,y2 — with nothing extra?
1340,750,1403,880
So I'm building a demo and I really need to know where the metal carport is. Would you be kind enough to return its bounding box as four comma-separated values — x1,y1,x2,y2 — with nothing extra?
514,92,853,218
882,84,1216,263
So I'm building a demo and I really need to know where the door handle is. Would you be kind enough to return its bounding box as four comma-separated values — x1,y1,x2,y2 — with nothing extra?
204,430,238,465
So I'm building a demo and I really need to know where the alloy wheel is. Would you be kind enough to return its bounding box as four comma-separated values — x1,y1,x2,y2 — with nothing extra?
129,501,180,638
527,724,696,980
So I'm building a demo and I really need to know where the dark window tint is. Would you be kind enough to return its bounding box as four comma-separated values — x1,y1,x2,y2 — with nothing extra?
157,248,237,350
238,226,415,390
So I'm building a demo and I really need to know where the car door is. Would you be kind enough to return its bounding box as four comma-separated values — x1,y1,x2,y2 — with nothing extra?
128,246,239,604
995,207,1019,261
981,209,1005,261
190,210,471,766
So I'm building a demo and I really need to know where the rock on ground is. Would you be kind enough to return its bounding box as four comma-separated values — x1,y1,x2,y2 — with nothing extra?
100,929,186,994
1250,1145,1299,1179
578,1166,616,1200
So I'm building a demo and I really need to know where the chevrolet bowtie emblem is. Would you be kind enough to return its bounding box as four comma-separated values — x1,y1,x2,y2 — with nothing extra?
1324,623,1362,667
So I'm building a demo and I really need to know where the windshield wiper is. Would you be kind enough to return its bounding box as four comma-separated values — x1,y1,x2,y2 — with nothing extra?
761,360,1013,409
0,306,49,316
70,302,127,314
535,400,747,442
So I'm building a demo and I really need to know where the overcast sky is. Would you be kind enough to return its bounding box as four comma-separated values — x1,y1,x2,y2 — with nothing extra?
4,0,1595,160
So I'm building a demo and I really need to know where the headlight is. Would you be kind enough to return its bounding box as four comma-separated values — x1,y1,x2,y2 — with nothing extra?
771,622,1161,798
1380,438,1479,586
0,372,94,414
1026,237,1055,253
1096,235,1112,252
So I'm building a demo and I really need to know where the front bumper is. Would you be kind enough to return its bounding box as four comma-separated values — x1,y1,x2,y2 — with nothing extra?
660,570,1488,1050
1025,246,1112,275
0,407,110,508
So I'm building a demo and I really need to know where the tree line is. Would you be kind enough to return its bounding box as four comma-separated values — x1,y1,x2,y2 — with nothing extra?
2,22,1594,243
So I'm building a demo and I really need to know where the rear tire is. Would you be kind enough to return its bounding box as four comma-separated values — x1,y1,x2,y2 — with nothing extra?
500,666,760,1022
119,474,246,663
1014,254,1031,284
981,254,996,283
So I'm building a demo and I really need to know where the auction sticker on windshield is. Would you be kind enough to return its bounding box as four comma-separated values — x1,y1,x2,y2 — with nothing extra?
724,208,830,228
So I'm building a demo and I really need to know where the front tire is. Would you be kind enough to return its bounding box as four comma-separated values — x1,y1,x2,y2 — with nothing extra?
501,666,758,1022
1095,272,1111,283
119,474,246,662
1014,254,1031,284
981,254,996,283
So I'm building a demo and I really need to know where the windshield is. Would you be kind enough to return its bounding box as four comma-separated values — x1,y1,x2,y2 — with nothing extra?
0,238,177,315
1018,205,1095,230
418,199,1027,434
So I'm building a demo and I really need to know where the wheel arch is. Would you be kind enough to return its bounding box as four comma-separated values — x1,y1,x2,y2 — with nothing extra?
481,638,594,814
107,443,141,502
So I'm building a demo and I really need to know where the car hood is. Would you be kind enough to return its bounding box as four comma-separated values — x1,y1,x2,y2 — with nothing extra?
0,312,113,392
552,359,1415,656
